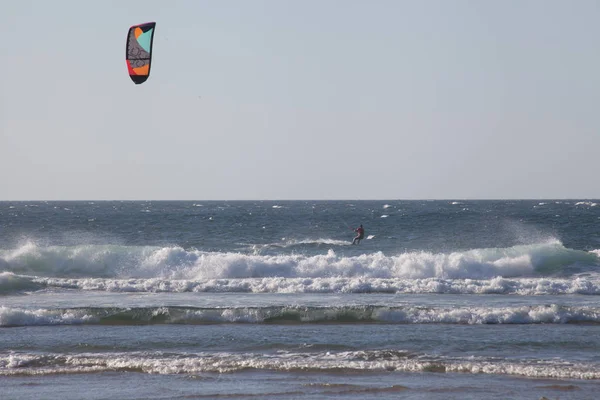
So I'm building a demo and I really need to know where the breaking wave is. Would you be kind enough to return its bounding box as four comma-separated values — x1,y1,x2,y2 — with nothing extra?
2,349,599,379
1,240,599,295
2,304,600,327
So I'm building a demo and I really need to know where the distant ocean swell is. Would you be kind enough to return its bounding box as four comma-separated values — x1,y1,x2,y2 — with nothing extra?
2,304,600,327
1,240,598,281
2,350,599,379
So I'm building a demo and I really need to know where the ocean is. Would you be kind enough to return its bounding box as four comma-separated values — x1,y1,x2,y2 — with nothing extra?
1,200,599,399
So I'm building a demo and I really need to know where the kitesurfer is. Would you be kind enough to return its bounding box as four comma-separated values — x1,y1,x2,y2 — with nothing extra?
352,224,365,245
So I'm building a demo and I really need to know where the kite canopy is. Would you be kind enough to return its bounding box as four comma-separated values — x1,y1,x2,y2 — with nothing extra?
126,22,156,84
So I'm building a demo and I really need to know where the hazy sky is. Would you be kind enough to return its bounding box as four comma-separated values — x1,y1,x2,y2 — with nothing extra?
2,0,599,200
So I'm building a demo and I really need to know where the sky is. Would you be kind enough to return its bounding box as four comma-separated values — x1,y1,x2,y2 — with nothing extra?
1,0,599,200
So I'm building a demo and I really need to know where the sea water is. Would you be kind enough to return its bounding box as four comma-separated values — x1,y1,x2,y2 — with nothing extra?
1,200,599,399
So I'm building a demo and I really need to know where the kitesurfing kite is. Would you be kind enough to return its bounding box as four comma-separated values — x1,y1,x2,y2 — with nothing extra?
126,22,156,84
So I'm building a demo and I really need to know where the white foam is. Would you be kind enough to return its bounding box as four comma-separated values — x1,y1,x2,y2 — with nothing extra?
1,351,598,379
277,238,351,247
2,303,600,327
0,306,97,326
1,240,598,286
38,274,600,295
575,201,598,207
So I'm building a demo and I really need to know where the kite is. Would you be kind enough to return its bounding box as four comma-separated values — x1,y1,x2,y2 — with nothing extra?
126,22,156,84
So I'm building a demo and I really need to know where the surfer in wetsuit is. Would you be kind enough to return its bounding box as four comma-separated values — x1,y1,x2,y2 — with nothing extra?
352,224,365,245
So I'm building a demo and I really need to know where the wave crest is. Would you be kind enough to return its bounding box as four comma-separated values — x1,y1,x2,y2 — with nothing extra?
1,349,599,379
2,304,600,327
1,240,598,283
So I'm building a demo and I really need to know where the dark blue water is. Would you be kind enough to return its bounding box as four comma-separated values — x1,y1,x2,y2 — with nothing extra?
2,200,599,252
